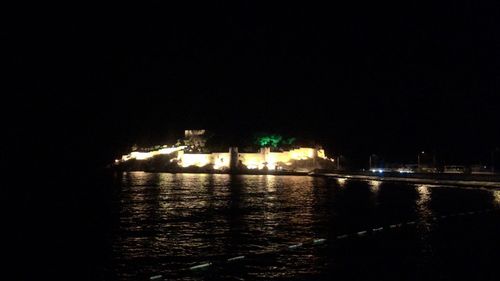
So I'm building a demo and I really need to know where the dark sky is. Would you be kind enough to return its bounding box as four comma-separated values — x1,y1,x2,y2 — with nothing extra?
7,1,500,168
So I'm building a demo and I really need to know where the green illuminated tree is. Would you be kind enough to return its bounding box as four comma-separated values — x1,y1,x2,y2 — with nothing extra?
255,134,295,148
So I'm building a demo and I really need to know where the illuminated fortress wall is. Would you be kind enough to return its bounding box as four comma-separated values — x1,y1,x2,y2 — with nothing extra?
178,147,328,171
119,146,186,162
211,152,231,170
238,152,266,170
177,151,231,169
177,151,211,168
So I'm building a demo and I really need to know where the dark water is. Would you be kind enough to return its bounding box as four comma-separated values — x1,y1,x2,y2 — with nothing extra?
102,172,500,281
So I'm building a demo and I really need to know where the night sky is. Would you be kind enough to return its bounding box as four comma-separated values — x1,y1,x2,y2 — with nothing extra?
7,1,500,169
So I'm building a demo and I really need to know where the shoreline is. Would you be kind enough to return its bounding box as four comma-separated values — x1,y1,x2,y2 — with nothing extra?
117,169,310,176
310,172,500,189
115,169,500,188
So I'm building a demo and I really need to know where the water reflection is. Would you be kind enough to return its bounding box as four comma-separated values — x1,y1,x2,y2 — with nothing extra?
493,190,500,207
336,177,347,187
112,173,322,279
107,172,499,280
368,180,381,193
415,184,434,268
416,185,433,223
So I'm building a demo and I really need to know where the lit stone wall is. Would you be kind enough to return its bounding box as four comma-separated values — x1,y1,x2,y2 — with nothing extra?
119,146,186,162
179,152,212,168
185,130,206,137
289,148,315,160
238,152,265,169
317,149,326,159
266,152,290,170
130,151,153,160
177,147,329,171
212,152,231,170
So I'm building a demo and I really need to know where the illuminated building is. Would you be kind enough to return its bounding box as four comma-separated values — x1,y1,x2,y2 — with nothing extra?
115,130,334,172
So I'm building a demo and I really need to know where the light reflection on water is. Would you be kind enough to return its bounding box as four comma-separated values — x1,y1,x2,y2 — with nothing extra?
368,180,381,193
415,184,434,265
336,177,347,187
416,185,433,220
494,190,500,206
107,172,499,280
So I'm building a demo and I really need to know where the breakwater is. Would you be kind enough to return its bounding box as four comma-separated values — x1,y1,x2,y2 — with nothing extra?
311,171,500,188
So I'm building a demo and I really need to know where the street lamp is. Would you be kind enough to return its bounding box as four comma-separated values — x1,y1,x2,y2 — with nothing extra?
417,151,425,172
369,154,377,171
336,155,344,170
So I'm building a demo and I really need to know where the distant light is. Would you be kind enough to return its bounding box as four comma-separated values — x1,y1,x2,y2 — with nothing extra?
398,169,412,173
